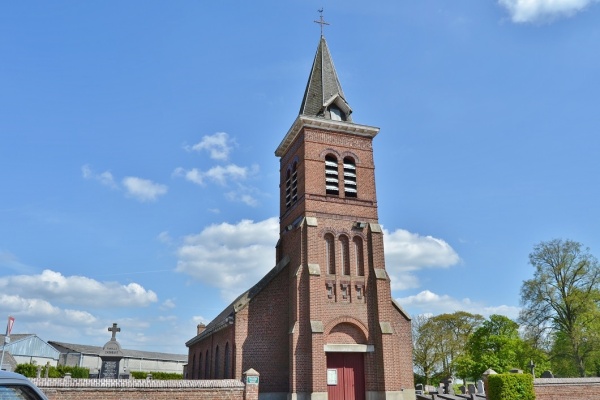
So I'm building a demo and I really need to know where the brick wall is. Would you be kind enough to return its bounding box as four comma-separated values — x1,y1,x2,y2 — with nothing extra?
31,378,250,400
534,377,600,400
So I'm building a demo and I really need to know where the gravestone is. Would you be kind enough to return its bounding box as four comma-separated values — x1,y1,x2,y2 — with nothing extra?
415,383,424,395
541,370,554,378
467,383,476,394
99,323,124,379
476,379,485,394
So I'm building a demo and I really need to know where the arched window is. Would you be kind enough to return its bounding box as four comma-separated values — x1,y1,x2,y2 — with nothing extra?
192,354,196,379
214,346,220,379
343,157,357,197
198,352,202,379
325,155,339,196
340,235,350,275
354,237,364,276
325,233,336,275
205,350,210,379
224,342,230,378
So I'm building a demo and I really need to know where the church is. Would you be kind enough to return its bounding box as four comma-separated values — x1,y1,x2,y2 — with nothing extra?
186,28,415,400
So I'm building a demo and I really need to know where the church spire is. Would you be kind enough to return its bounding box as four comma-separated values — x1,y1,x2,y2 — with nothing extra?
298,29,353,122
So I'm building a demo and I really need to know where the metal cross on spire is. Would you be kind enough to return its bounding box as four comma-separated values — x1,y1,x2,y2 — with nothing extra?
314,8,329,36
108,322,121,341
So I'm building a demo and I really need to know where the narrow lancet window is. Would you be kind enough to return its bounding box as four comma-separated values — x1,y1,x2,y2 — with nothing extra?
340,235,350,275
325,233,336,274
354,237,364,276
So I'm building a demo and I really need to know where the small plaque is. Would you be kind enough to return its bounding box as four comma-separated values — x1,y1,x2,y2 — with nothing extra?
246,376,259,385
327,369,338,385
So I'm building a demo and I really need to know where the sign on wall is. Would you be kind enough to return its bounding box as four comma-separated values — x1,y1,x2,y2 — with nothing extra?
327,369,338,385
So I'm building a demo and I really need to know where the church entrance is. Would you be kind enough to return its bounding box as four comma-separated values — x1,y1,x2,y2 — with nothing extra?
326,353,365,400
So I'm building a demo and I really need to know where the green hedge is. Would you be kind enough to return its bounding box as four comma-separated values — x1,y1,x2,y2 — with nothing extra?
488,373,535,400
130,371,183,380
15,364,89,378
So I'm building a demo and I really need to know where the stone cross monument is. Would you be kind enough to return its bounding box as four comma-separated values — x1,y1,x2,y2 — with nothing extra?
99,323,124,379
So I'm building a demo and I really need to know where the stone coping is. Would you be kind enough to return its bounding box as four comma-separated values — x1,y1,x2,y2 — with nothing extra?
31,378,245,389
535,377,600,386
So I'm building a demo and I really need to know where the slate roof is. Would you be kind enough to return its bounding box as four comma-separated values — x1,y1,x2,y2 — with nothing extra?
186,255,291,347
49,341,187,362
299,35,352,121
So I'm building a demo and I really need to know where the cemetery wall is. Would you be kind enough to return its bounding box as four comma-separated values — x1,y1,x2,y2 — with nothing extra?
534,377,600,400
31,378,258,400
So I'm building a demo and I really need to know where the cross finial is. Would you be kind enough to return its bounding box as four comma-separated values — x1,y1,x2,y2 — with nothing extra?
314,8,329,37
108,323,121,341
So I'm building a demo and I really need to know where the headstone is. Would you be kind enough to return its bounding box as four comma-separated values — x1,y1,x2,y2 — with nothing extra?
476,379,485,394
442,377,454,394
44,362,50,378
467,383,476,394
36,366,41,378
541,370,554,378
459,385,466,394
99,323,124,379
415,383,424,395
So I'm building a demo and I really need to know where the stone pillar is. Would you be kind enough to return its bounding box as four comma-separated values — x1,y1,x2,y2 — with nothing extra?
243,368,259,400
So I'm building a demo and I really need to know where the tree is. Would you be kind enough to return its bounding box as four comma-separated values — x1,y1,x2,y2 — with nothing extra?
412,311,484,382
457,314,524,379
520,239,600,377
412,314,441,385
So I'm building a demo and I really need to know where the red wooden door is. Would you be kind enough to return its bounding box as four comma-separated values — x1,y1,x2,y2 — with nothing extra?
326,353,365,400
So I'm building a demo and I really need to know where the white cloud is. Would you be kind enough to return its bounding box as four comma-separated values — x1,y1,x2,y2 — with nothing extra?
0,269,158,307
157,231,172,244
81,164,117,189
498,0,599,23
174,164,257,187
0,294,98,325
122,176,168,202
186,132,234,161
175,218,279,300
161,299,176,310
383,228,460,290
396,290,520,319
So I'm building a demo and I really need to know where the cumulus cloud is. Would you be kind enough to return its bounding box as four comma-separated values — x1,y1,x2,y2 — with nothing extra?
175,218,279,300
173,164,257,187
82,165,167,202
0,269,158,307
185,132,234,161
0,294,98,325
81,164,117,189
383,228,460,290
122,176,168,202
396,290,520,319
498,0,599,23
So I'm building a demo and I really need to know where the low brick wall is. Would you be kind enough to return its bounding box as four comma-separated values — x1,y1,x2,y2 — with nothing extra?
31,378,248,400
534,377,600,400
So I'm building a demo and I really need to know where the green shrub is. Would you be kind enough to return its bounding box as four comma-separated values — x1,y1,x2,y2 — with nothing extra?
488,373,535,400
14,363,37,377
14,363,89,378
130,371,183,380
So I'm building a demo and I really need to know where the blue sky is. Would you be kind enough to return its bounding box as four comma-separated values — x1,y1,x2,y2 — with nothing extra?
1,1,599,355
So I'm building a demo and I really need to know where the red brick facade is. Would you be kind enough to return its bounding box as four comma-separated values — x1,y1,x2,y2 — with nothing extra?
187,36,415,400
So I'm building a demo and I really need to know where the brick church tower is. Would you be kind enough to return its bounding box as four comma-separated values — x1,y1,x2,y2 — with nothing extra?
186,33,415,400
